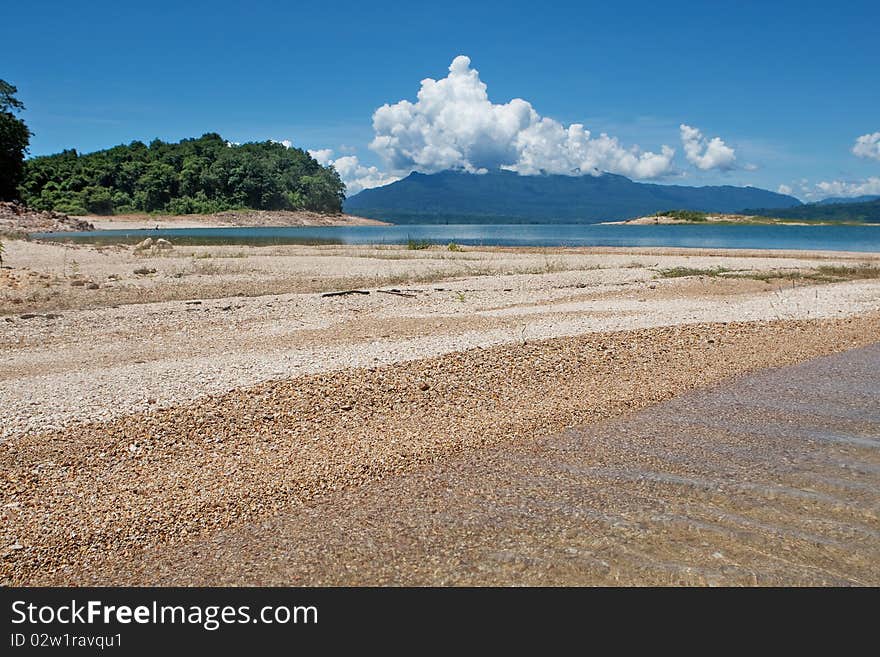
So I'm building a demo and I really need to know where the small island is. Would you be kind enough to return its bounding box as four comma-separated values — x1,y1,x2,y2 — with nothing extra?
617,202,880,226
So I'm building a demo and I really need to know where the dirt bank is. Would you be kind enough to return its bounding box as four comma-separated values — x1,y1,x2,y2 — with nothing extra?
84,209,387,229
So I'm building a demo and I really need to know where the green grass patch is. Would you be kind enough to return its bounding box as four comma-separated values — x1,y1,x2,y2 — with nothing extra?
731,264,880,283
814,264,880,280
657,266,731,278
727,270,807,282
660,263,880,283
657,209,709,222
407,237,433,250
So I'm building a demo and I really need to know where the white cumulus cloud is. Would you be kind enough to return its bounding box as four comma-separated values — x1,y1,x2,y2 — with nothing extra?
369,55,676,179
679,124,736,171
787,176,880,201
812,177,880,199
307,148,334,163
777,184,793,195
852,132,880,160
309,149,399,196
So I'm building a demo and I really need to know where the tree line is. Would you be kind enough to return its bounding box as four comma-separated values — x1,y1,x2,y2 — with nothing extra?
0,79,346,214
0,80,30,201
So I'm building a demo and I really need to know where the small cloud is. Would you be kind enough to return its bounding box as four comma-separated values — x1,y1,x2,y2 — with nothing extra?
852,132,880,160
679,124,736,171
308,148,334,165
777,184,793,195
310,149,399,195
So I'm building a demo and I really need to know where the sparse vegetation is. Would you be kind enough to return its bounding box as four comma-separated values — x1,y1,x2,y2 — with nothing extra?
447,242,462,252
190,260,226,276
192,251,250,259
658,266,731,278
658,263,880,283
722,265,880,283
532,256,564,274
407,237,433,250
729,270,807,283
814,264,880,280
657,210,709,222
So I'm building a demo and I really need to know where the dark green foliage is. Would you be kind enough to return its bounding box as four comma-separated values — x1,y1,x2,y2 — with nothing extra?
344,170,802,224
20,133,345,214
0,80,31,201
657,209,708,222
742,199,880,224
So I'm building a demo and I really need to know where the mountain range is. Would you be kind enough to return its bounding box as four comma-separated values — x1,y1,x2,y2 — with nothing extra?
815,195,880,205
744,198,880,223
344,170,802,223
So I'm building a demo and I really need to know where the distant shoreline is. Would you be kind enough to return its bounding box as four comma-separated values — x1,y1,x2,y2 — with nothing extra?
83,210,389,230
605,212,880,227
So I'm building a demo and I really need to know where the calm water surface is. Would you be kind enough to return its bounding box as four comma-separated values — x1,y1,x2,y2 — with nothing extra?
31,223,880,252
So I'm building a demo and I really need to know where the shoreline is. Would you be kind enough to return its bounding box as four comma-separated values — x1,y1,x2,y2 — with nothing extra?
83,210,389,230
604,215,880,227
91,341,880,586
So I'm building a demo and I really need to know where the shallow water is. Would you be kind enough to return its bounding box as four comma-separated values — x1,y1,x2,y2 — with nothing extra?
31,223,880,252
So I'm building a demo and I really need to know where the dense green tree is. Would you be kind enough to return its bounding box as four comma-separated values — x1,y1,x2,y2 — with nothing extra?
20,133,346,214
0,80,31,201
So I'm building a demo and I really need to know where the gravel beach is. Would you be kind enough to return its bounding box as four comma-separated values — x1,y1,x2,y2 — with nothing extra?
105,342,880,586
2,239,879,585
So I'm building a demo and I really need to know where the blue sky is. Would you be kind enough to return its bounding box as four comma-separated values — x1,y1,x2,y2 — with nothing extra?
2,0,878,199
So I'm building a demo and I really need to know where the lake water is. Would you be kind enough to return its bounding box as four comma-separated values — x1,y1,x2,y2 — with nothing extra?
30,223,880,252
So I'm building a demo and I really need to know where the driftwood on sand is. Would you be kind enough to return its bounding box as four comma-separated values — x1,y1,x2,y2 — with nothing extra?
321,289,371,298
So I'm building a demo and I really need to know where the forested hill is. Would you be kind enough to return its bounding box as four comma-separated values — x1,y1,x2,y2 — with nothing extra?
19,133,345,215
344,170,801,223
815,195,880,206
742,198,880,223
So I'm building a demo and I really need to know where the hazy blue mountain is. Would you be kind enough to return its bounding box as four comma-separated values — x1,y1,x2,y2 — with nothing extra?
344,170,802,223
815,195,880,205
743,198,880,223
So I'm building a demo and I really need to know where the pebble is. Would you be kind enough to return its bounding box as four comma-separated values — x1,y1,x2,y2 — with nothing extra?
3,315,880,585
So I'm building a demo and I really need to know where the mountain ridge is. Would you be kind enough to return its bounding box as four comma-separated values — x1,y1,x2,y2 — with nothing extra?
344,169,801,224
743,198,880,223
815,195,880,206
